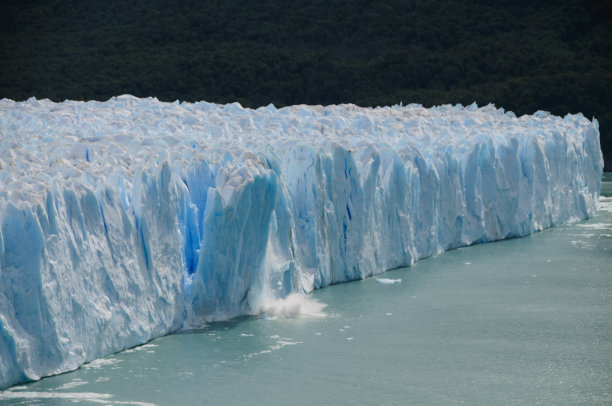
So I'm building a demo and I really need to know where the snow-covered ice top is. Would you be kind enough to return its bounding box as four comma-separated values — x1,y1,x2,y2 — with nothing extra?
0,95,603,389
0,95,599,206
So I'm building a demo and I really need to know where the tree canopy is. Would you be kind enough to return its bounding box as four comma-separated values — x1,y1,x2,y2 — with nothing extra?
1,0,610,160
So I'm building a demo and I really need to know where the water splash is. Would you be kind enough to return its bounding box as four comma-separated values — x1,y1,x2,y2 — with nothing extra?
258,293,327,319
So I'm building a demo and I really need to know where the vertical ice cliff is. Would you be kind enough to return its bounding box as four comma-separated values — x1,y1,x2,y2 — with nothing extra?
0,96,603,388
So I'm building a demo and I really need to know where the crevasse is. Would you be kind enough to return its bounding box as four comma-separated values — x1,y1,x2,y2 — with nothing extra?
0,96,603,388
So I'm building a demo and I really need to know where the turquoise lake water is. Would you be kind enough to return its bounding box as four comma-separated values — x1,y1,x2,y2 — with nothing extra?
2,175,611,405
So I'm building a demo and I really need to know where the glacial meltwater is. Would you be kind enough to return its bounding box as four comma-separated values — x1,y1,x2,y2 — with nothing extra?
2,175,611,405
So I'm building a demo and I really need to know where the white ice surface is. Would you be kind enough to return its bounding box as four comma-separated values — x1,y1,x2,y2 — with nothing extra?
0,96,603,388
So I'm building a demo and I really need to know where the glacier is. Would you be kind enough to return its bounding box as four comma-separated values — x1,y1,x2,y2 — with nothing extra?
0,95,603,389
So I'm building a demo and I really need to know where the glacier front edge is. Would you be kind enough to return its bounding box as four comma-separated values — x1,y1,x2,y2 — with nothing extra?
0,97,603,388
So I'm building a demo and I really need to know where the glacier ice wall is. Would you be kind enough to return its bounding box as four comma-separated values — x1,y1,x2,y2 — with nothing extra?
0,96,603,388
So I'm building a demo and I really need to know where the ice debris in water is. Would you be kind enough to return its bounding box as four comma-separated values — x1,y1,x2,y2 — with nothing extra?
260,293,327,319
375,278,402,284
0,95,603,389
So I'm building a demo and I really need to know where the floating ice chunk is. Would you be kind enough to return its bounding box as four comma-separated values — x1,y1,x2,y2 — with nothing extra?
375,278,402,284
56,379,88,390
83,358,122,370
0,391,156,406
0,391,112,402
598,197,612,212
577,223,611,230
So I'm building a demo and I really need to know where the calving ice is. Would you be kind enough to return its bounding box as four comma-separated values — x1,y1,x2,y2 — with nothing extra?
0,96,603,389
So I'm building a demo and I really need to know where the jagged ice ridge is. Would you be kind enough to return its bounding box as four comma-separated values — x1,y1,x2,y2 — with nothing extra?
0,95,603,388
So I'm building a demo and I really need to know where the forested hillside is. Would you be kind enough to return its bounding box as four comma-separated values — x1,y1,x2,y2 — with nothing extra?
1,0,610,161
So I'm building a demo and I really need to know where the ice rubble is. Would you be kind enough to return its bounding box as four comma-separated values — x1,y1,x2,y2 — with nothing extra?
0,95,603,388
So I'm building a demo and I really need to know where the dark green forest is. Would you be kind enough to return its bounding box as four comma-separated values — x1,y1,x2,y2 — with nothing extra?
1,0,611,165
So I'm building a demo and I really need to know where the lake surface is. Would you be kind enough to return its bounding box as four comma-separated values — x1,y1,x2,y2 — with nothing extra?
2,175,611,405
